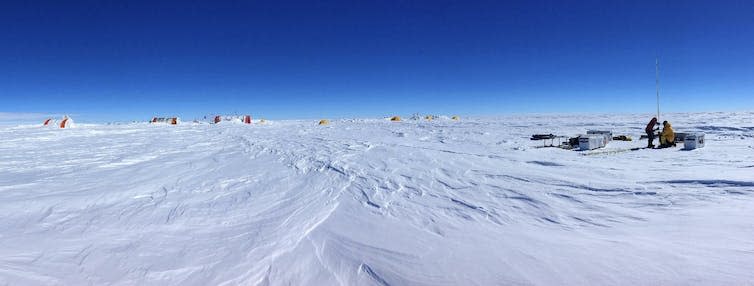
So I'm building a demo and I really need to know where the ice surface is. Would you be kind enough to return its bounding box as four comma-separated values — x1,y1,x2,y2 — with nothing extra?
1,112,753,285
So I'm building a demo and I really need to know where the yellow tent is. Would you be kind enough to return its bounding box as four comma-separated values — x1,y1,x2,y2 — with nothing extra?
451,115,460,120
318,119,330,125
390,116,401,122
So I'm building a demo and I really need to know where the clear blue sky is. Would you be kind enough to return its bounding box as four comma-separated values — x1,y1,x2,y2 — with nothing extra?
2,0,752,122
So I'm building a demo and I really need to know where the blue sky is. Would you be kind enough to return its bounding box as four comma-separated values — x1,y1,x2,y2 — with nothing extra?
1,0,752,122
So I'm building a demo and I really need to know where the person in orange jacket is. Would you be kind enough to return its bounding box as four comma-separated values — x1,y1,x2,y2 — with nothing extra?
659,120,675,148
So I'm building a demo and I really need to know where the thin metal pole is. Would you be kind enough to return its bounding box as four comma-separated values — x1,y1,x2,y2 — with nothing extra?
655,57,660,121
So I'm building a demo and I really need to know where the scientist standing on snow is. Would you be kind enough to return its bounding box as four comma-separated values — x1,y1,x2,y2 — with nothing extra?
645,117,659,148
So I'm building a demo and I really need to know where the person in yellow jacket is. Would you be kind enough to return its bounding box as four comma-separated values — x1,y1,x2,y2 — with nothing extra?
659,120,676,148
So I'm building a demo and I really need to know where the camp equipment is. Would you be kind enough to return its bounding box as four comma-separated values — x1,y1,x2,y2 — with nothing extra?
683,133,705,150
652,58,663,122
578,135,608,151
568,137,579,147
673,132,687,143
587,130,613,143
531,134,556,140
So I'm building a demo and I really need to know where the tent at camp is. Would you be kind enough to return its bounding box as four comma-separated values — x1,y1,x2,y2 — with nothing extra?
43,116,74,128
212,115,252,124
151,117,180,125
59,116,74,128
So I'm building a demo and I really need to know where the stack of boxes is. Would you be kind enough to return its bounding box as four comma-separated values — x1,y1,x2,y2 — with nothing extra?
578,130,612,151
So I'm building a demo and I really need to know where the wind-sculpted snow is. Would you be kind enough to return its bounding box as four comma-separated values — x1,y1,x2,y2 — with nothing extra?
1,112,753,285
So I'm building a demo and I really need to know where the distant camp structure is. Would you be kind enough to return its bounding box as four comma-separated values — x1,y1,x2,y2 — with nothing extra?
409,113,438,121
151,117,179,125
451,115,460,120
43,115,74,128
390,116,401,122
213,115,252,124
318,119,330,125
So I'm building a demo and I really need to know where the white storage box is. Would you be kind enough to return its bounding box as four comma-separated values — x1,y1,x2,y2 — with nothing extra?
683,133,705,150
579,135,607,150
587,130,613,142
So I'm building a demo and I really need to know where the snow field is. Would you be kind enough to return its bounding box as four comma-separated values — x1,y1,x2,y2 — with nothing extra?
1,112,753,285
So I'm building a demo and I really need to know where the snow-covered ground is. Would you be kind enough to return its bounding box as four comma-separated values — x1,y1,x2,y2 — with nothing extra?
1,112,753,285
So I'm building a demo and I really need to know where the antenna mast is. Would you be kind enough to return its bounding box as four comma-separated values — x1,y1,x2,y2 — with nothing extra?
655,57,660,121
